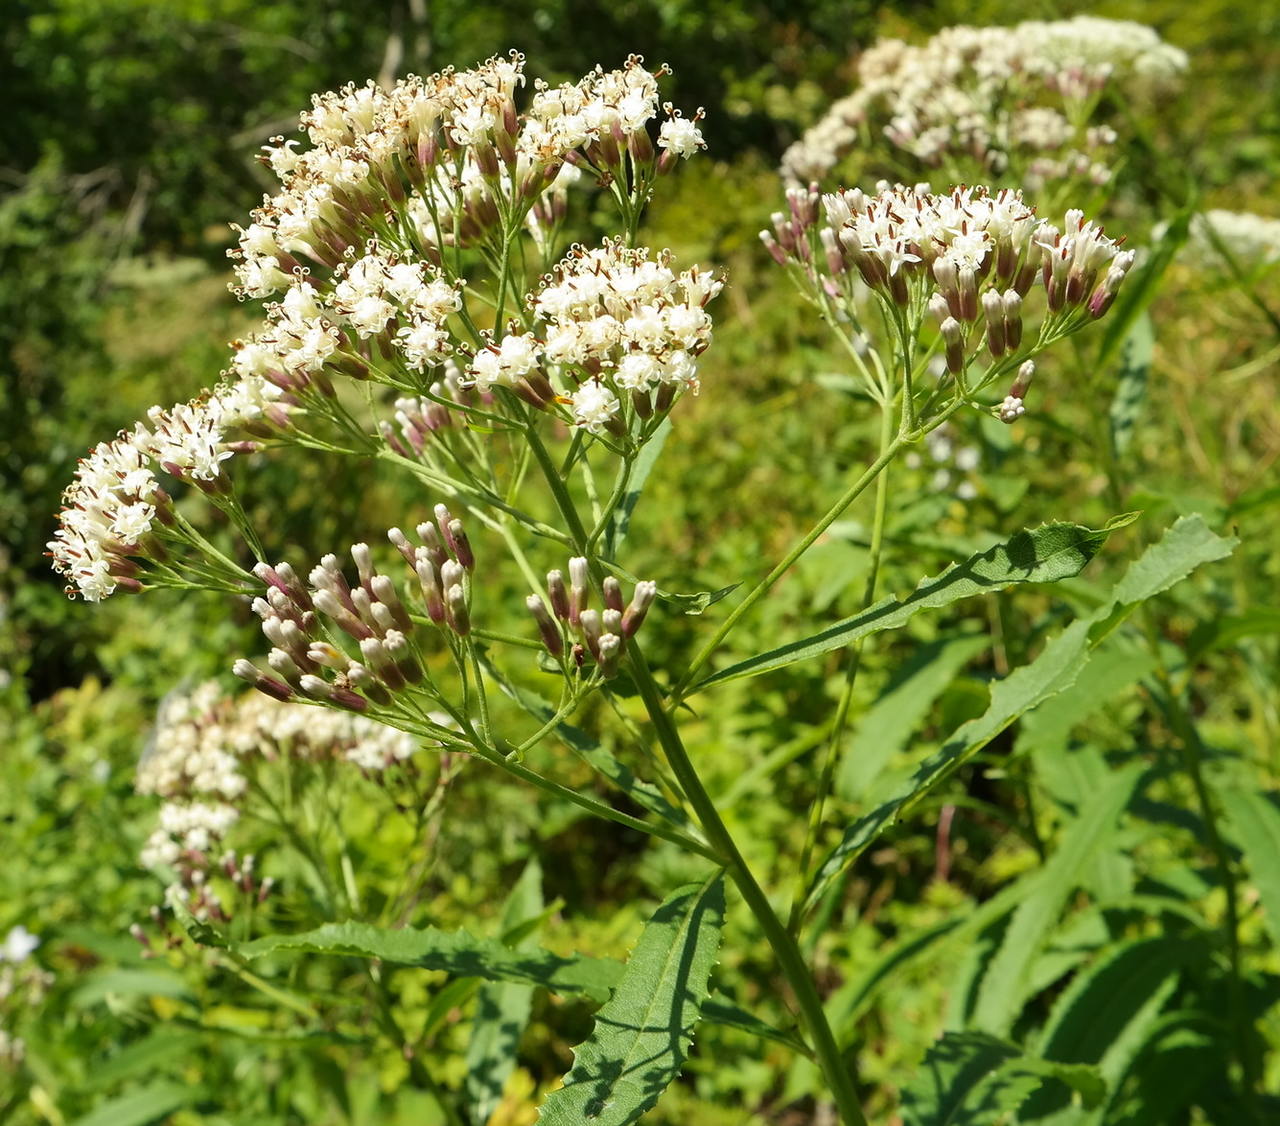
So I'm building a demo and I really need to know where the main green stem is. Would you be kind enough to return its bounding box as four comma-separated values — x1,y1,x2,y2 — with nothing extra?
629,644,869,1126
790,401,895,932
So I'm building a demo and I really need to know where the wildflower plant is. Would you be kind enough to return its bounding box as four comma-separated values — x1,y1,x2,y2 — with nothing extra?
48,47,1223,1126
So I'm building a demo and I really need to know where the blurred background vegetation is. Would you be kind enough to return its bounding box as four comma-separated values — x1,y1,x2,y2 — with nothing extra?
2,0,1279,1123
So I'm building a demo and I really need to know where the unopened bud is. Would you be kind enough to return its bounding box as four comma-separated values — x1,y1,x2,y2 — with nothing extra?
416,557,445,623
602,576,624,612
981,291,1006,357
998,395,1026,424
446,584,470,636
941,317,965,375
527,594,563,655
568,557,590,625
622,580,657,637
1010,360,1035,399
547,570,570,620
387,527,416,566
371,574,413,632
351,543,374,592
299,674,333,700
578,609,603,660
597,633,622,678
447,519,474,569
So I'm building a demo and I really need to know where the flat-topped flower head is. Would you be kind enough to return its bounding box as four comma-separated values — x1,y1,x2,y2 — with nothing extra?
782,17,1186,193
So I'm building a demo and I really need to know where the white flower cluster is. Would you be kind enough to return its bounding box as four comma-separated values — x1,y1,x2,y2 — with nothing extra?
782,17,1187,189
485,240,724,434
233,53,703,301
232,246,462,394
48,379,282,601
1181,209,1280,272
137,680,420,916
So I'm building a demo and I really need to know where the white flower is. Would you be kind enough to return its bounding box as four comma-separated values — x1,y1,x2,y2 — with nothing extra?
658,116,705,157
571,381,620,433
1,926,39,963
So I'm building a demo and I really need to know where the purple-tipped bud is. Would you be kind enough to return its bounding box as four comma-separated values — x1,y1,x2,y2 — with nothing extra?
1001,290,1024,350
602,576,624,613
568,557,590,624
445,584,470,636
440,559,465,593
234,659,294,702
348,663,393,706
313,588,374,640
547,570,570,620
351,543,374,592
434,503,457,554
330,686,369,712
941,318,965,375
527,594,563,656
597,633,622,678
371,574,413,632
415,557,446,623
388,527,416,566
622,580,657,637
447,519,474,570
299,674,333,700
578,609,603,660
981,291,1006,357
1010,360,1035,399
384,629,422,684
267,648,305,684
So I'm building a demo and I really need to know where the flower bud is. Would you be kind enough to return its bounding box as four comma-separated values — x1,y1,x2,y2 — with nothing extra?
578,609,603,660
527,594,563,656
568,556,590,625
1001,290,1023,350
299,674,333,700
351,543,374,593
446,584,470,636
622,580,657,637
447,519,474,570
602,608,624,637
415,556,446,623
940,318,965,375
268,648,305,684
602,576,624,613
388,527,416,566
1010,360,1035,400
233,659,294,702
981,291,1006,357
547,570,570,620
597,633,622,678
440,559,465,593
371,574,413,632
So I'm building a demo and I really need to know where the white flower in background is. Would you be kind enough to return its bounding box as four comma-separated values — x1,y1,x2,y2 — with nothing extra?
782,17,1186,189
0,926,38,963
1179,210,1280,271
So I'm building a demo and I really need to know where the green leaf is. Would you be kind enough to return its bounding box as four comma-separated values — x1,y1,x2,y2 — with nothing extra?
467,859,545,1125
701,996,812,1056
900,1033,1105,1126
1107,312,1154,458
838,634,988,800
70,967,195,1008
1221,788,1280,950
606,418,670,556
972,767,1144,1034
803,516,1236,914
1021,937,1190,1122
68,1081,203,1126
899,1032,1035,1126
234,921,622,1002
698,517,1135,691
536,875,726,1125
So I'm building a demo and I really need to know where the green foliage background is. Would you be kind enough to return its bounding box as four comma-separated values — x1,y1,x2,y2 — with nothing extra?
2,0,1279,1123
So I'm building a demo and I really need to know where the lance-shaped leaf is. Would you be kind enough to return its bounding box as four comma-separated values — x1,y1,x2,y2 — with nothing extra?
695,516,1137,692
971,765,1145,1034
467,860,545,1124
1222,788,1280,950
900,1031,1104,1126
606,417,670,556
537,875,726,1125
234,921,623,1002
804,515,1237,915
